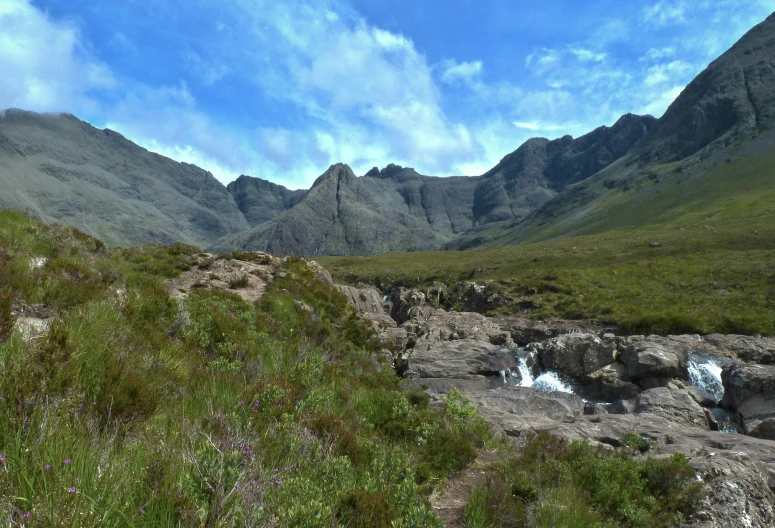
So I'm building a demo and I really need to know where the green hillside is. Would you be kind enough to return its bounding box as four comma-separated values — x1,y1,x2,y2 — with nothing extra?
320,142,775,336
0,211,702,526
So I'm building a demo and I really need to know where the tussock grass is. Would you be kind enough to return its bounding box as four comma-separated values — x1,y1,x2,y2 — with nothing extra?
0,211,703,526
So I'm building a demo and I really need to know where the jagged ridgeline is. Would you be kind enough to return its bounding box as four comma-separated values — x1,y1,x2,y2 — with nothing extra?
0,211,704,525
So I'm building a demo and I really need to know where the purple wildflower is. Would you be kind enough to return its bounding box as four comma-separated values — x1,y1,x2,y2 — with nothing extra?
68,487,77,493
44,464,51,471
22,512,31,518
0,454,5,463
64,459,71,465
139,508,145,516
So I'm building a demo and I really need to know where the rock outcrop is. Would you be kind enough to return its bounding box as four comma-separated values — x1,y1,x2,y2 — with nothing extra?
0,109,250,247
722,364,775,440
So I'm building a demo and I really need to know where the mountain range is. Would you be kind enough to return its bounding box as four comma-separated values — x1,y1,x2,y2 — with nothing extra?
1,12,774,255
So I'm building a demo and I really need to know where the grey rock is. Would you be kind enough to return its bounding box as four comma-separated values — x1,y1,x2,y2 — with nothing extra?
530,333,617,378
227,175,304,227
467,387,585,427
702,333,775,364
632,387,710,430
405,338,517,381
620,336,688,379
686,386,718,408
721,364,775,410
581,361,642,401
336,283,384,315
0,109,249,247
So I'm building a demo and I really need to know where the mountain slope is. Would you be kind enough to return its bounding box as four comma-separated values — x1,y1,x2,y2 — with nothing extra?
210,115,653,256
448,11,775,250
208,163,480,256
0,109,249,247
227,175,305,226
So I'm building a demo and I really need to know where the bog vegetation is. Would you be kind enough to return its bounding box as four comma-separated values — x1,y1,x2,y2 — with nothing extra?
0,210,702,526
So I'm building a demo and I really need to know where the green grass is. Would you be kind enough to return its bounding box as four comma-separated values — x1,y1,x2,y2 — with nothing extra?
320,150,775,335
463,432,703,528
0,210,704,526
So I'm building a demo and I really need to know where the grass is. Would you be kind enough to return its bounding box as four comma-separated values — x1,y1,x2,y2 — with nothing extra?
463,432,703,528
0,210,704,526
321,146,775,336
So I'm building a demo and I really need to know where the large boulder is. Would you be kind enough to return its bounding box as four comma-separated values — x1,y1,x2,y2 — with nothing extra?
337,283,384,315
466,387,585,433
581,361,642,401
624,387,710,429
489,317,614,346
721,364,775,440
530,333,617,378
620,336,688,379
703,334,775,364
391,287,426,324
405,338,518,381
407,309,514,348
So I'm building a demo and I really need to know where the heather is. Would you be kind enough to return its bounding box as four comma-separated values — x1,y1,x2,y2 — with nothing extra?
0,210,703,526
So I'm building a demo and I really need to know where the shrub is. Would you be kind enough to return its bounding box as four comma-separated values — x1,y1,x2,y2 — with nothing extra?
0,289,14,343
337,490,395,528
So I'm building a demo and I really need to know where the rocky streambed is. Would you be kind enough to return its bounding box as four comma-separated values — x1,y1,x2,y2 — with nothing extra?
339,283,775,527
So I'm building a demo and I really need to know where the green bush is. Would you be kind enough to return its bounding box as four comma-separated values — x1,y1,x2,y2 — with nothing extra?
337,489,396,527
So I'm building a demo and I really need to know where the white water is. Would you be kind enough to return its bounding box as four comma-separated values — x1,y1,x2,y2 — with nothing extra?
501,350,574,394
686,356,724,403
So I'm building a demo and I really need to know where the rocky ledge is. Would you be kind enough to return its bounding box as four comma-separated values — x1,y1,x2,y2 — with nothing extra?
341,283,775,527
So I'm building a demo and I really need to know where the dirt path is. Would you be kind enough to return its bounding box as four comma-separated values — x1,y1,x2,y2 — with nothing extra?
430,450,501,527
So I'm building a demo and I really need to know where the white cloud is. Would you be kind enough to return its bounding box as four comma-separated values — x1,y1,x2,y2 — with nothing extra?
440,60,483,84
568,47,606,63
182,50,230,86
0,0,115,113
643,60,695,87
643,47,676,61
643,1,687,27
513,120,582,132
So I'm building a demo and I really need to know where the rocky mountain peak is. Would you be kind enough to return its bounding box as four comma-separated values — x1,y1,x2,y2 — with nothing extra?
636,12,775,163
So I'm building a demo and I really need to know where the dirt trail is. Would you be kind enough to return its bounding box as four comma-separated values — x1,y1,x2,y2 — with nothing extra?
430,450,501,527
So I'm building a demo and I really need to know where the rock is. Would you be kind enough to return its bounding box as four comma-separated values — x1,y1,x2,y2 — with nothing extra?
703,334,775,364
721,364,775,409
375,327,409,352
467,387,585,433
620,336,688,379
629,387,710,429
581,361,642,401
451,281,509,312
530,333,617,378
686,386,718,407
405,338,518,381
745,418,775,440
638,376,685,390
489,317,616,346
417,376,497,395
408,309,514,348
391,287,427,324
336,283,384,315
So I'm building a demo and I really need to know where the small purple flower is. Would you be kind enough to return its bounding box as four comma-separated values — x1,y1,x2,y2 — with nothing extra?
74,478,79,483
68,487,77,493
22,512,31,518
44,464,51,471
64,459,71,465
0,454,5,463
139,508,145,516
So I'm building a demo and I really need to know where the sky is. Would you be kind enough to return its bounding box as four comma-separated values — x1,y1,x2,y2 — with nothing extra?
1,0,774,189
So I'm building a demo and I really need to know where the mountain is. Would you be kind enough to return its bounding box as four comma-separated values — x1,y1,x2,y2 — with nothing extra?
227,175,305,227
209,115,653,256
446,11,775,250
0,109,249,246
208,163,480,256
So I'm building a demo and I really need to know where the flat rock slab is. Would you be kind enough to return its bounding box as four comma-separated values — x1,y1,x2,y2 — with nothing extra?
406,338,517,380
165,254,278,303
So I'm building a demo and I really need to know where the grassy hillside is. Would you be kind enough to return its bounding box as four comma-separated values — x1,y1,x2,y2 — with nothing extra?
320,145,775,336
0,211,704,526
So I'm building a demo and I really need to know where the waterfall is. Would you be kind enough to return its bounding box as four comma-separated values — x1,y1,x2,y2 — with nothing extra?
507,349,574,394
686,353,725,403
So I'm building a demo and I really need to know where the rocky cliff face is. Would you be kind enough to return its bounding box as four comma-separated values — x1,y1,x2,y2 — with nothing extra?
0,109,249,247
473,113,655,225
637,12,775,163
227,175,305,227
208,163,480,256
210,114,653,256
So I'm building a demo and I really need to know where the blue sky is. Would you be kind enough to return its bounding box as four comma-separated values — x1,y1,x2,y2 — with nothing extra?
1,0,774,188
